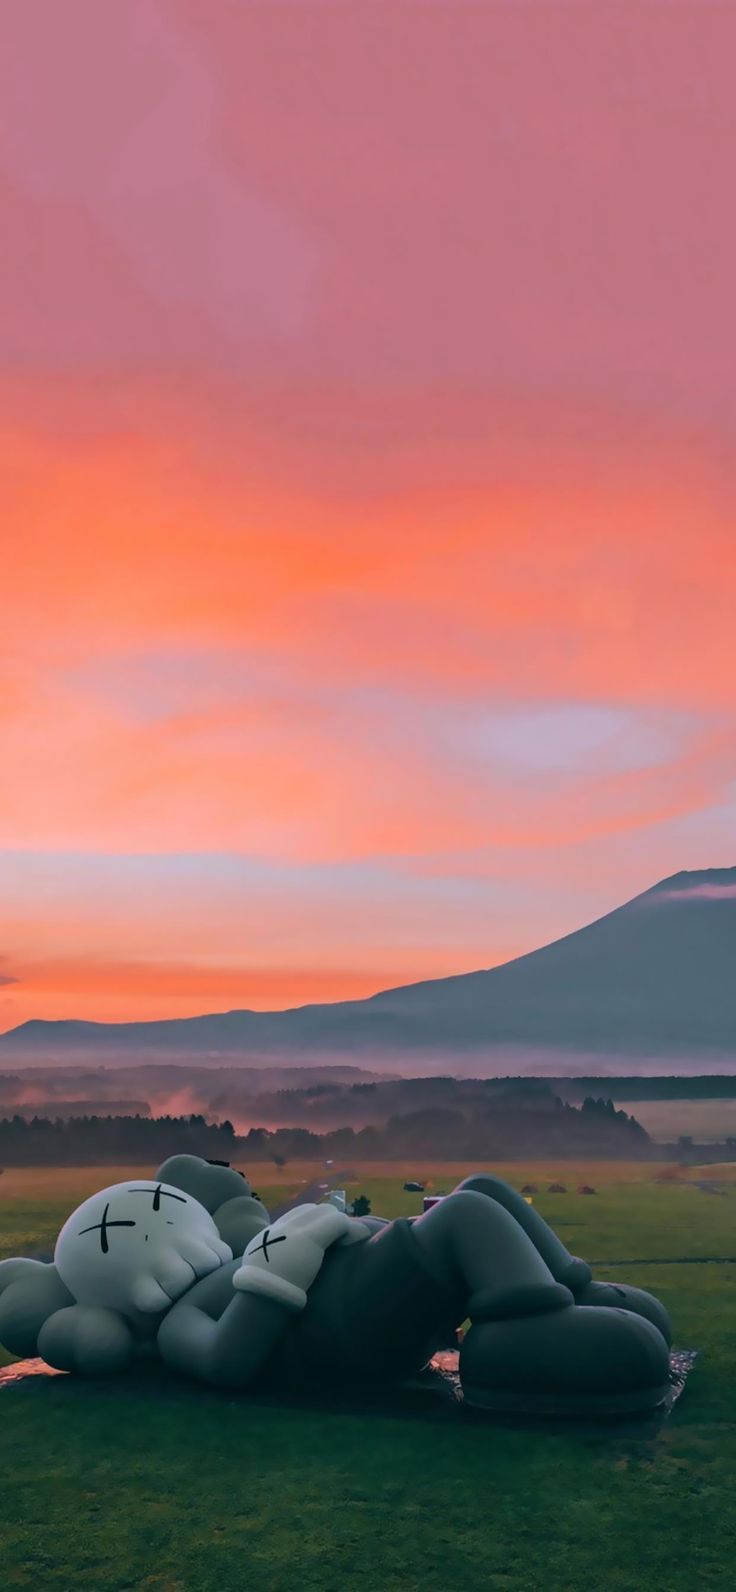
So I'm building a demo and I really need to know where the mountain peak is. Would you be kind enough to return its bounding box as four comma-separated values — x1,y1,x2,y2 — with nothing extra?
1,866,735,1066
649,866,736,894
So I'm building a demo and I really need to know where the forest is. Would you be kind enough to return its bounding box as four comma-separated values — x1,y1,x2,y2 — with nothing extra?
0,1095,652,1166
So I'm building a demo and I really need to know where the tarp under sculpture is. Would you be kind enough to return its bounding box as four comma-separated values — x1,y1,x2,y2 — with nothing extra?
0,1158,674,1419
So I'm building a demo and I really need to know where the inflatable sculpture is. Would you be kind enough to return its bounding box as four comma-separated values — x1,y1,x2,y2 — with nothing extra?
0,1157,673,1417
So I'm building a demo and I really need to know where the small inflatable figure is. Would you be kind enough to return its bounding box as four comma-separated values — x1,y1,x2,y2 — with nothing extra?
0,1160,673,1417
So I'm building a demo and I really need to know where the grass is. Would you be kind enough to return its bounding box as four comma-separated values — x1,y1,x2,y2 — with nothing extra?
617,1096,736,1142
2,1160,736,1590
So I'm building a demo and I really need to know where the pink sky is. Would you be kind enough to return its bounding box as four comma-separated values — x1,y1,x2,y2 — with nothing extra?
1,1,735,1027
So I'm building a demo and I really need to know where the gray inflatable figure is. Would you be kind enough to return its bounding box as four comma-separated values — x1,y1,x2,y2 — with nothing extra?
0,1159,673,1417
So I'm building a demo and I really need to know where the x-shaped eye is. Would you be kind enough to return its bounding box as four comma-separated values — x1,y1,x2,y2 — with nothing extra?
128,1185,187,1211
78,1203,136,1254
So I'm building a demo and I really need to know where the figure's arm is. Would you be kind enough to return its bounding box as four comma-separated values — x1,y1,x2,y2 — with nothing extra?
159,1202,369,1389
157,1286,292,1388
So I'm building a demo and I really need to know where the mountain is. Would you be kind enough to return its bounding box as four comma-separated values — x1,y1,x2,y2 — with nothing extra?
1,868,735,1071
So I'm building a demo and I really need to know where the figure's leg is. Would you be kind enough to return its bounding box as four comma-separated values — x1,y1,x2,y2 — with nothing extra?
310,1196,572,1391
158,1275,293,1389
449,1174,672,1344
449,1173,591,1290
411,1192,670,1417
459,1302,671,1417
411,1190,574,1321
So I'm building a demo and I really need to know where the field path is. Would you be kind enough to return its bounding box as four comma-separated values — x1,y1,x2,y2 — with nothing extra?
267,1169,356,1220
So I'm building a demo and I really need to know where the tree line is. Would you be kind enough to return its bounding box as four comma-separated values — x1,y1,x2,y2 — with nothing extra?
0,1096,652,1167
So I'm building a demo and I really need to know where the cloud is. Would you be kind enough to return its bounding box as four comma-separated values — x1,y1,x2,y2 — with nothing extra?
3,407,735,711
0,1,322,359
1,955,393,1006
1,0,735,434
655,883,736,902
449,705,696,778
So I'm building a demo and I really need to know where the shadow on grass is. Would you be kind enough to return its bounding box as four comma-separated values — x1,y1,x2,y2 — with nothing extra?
0,1344,698,1440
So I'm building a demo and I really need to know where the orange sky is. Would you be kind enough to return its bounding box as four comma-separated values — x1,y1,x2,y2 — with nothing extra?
2,2,735,1028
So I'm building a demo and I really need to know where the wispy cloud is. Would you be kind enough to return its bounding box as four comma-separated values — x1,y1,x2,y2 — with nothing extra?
655,883,736,902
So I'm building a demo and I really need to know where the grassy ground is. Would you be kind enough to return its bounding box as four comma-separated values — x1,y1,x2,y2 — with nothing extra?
2,1161,736,1591
617,1096,736,1142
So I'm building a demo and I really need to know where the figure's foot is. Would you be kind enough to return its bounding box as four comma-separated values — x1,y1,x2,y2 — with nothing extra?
573,1280,672,1347
460,1305,671,1418
556,1255,593,1292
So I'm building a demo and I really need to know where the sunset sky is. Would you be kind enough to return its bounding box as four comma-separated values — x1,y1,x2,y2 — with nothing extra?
2,1,735,1029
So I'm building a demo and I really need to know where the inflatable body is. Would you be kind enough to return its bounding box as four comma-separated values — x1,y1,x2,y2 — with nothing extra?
0,1158,673,1417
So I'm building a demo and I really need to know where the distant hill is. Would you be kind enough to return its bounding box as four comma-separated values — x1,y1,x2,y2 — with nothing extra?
1,868,735,1071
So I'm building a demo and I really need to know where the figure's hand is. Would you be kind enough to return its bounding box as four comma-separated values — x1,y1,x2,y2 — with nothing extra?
232,1203,356,1312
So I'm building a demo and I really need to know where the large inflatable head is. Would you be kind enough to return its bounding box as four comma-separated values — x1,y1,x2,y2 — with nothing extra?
55,1178,233,1315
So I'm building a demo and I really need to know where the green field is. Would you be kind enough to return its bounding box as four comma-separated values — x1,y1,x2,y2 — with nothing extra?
617,1096,736,1143
2,1161,736,1591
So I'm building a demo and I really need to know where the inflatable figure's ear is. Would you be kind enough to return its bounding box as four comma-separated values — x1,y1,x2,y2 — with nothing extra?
0,1258,74,1358
211,1194,269,1254
38,1305,134,1376
155,1154,252,1211
154,1154,270,1249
